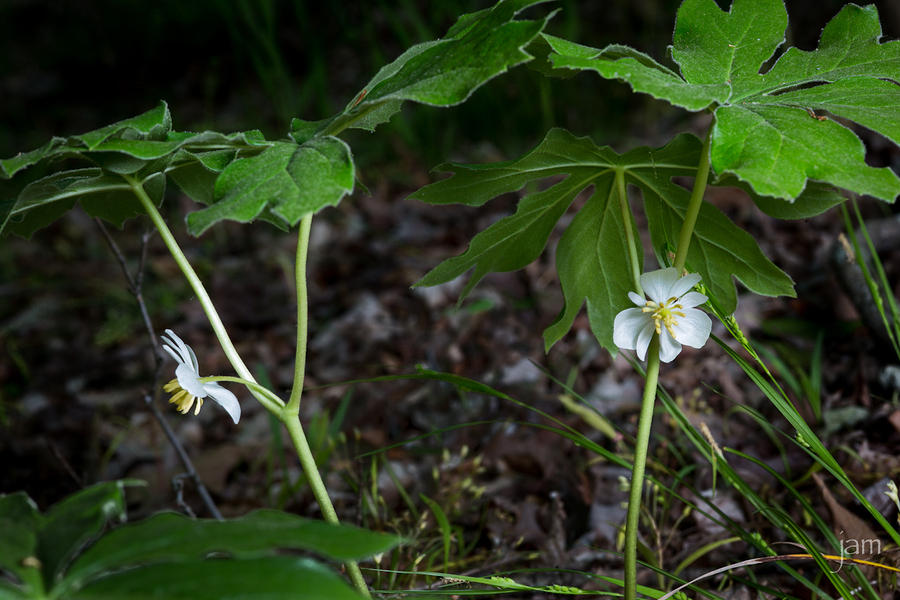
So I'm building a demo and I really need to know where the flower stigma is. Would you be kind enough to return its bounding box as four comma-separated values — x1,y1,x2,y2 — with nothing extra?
642,296,687,339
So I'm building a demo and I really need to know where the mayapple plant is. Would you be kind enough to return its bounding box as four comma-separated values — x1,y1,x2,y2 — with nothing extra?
1,0,899,598
411,0,899,597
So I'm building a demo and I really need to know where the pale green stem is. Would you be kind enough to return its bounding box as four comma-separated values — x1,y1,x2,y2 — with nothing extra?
286,214,312,412
130,176,369,597
624,335,661,600
282,215,370,598
673,125,713,272
622,124,712,599
615,168,643,295
282,416,370,597
125,175,268,407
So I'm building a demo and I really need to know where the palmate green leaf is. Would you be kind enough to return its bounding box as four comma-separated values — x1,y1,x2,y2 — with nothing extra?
0,100,270,237
546,0,900,203
0,102,171,180
185,136,354,235
717,176,845,220
302,0,553,137
69,556,364,600
60,510,399,595
544,181,636,352
411,129,793,352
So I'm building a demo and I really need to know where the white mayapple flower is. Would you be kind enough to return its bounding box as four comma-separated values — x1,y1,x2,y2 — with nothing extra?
160,329,241,424
613,268,712,363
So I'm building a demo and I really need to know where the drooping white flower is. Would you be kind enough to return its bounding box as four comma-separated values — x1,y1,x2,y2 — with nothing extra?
613,268,712,363
160,329,241,424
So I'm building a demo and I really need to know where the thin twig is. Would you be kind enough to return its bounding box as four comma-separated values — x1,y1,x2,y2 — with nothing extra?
94,218,223,520
144,393,221,520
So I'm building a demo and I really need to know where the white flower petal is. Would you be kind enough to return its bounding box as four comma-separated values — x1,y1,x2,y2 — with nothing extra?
161,332,185,365
668,272,701,299
627,291,645,306
635,321,655,361
640,268,680,303
613,308,648,350
671,308,712,348
678,291,708,309
175,363,206,397
186,344,200,372
163,329,195,367
658,331,682,363
204,383,241,424
162,343,183,365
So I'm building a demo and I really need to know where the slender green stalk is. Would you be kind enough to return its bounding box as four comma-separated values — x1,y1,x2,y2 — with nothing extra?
622,124,713,599
286,214,312,412
126,176,265,398
673,126,713,272
616,168,643,294
202,376,285,413
624,335,661,600
282,215,370,598
282,416,370,597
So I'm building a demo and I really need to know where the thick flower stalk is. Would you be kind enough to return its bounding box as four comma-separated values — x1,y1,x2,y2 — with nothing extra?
613,268,712,363
161,329,241,424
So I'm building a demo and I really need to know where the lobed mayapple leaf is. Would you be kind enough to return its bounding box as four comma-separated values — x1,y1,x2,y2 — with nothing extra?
185,137,354,236
0,102,172,181
546,0,900,203
411,129,793,353
0,100,271,237
308,0,554,135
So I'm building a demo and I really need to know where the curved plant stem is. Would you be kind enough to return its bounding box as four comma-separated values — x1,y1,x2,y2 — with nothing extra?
281,214,370,598
126,175,263,396
616,168,643,295
202,376,285,414
286,214,312,412
624,335,661,600
673,125,713,272
282,416,370,597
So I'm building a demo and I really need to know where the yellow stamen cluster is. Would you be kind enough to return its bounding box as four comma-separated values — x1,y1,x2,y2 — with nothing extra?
164,378,203,415
642,297,686,339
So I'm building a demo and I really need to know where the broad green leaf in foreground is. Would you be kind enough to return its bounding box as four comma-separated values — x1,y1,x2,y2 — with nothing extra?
70,556,364,600
0,493,40,592
411,128,793,353
36,481,137,589
295,0,554,137
185,136,354,235
546,0,900,203
62,509,400,594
